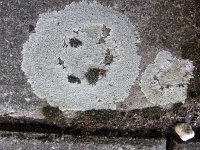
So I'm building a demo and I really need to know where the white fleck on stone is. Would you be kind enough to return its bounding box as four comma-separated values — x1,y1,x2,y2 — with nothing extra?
175,123,195,141
21,1,141,111
140,51,194,105
25,98,31,102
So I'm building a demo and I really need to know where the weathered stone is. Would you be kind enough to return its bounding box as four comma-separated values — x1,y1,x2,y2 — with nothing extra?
0,132,166,150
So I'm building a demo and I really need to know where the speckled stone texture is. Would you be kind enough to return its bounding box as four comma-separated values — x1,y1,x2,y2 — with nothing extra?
0,132,166,150
0,0,196,116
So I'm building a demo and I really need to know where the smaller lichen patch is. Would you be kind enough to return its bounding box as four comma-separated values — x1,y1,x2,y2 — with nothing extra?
140,51,194,105
69,38,82,48
68,75,81,84
85,68,100,85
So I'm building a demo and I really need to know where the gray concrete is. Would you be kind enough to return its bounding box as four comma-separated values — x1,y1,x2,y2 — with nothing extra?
0,0,196,118
174,141,200,150
0,132,166,150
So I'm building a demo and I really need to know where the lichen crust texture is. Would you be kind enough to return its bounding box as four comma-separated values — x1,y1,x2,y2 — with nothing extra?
140,51,194,105
21,1,141,111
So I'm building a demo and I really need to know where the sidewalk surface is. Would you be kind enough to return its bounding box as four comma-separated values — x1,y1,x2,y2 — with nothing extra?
0,0,200,149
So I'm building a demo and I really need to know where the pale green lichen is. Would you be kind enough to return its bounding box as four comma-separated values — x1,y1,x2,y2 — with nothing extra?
140,51,194,105
21,1,141,111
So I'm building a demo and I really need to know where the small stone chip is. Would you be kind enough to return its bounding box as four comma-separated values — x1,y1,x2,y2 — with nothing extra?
175,123,195,141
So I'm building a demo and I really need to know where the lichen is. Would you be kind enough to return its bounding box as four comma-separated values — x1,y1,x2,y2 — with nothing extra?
21,1,141,111
140,51,194,105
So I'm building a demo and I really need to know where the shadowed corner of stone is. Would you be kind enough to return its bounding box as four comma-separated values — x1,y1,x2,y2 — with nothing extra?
41,105,66,127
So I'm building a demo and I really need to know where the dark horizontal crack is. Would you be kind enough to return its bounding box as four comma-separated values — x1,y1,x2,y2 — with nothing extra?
0,102,199,147
0,116,163,139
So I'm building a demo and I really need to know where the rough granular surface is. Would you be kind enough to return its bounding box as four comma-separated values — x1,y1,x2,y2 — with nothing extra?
21,1,141,111
140,51,194,105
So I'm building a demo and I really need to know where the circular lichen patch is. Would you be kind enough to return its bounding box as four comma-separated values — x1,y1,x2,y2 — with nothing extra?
21,1,140,111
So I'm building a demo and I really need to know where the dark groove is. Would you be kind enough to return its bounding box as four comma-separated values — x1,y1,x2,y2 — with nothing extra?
166,134,175,150
0,116,163,139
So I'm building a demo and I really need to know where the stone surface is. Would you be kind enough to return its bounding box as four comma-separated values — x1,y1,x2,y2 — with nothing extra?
21,1,141,111
1,0,200,148
173,141,200,150
0,0,197,118
0,132,166,150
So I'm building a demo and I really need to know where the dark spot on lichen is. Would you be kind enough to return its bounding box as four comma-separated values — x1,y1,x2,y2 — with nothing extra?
99,69,107,77
58,57,66,69
104,49,113,65
73,30,79,34
96,37,105,44
42,105,66,127
63,40,68,48
85,68,100,85
68,75,81,84
28,25,35,33
102,24,111,38
58,57,64,65
69,38,82,48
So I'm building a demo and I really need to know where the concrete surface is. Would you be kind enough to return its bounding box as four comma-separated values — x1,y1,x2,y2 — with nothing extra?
0,0,197,117
1,0,200,149
0,132,166,150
